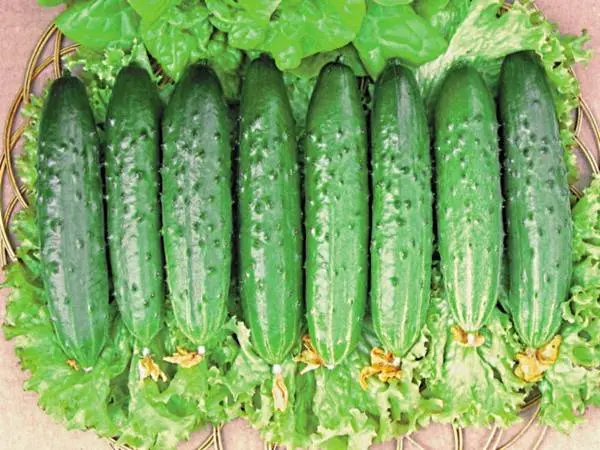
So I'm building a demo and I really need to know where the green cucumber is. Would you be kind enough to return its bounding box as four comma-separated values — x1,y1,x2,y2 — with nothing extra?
238,57,303,365
162,64,233,347
434,66,503,334
105,65,164,347
304,63,369,367
499,51,572,348
37,76,109,369
370,63,433,357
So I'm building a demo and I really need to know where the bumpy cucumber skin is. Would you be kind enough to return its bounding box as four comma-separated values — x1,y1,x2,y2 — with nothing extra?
162,65,233,346
499,51,572,348
105,65,164,347
370,64,433,357
37,76,109,368
304,63,369,367
238,58,303,365
434,67,503,333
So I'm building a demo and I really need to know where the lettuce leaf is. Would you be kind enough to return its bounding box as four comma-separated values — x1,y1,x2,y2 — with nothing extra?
417,0,545,107
418,268,527,428
422,309,527,427
160,315,244,425
206,0,365,70
58,0,244,95
17,91,47,199
353,1,448,78
227,310,440,447
56,0,140,51
116,347,198,450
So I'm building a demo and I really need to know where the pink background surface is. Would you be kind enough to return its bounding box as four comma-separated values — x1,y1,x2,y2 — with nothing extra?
0,1,598,449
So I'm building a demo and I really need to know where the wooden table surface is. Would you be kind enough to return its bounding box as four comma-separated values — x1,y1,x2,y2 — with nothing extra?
0,1,598,449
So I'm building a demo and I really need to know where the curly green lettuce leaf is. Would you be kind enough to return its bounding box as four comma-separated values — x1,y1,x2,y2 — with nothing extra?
571,189,600,270
56,0,140,51
312,325,440,448
223,321,339,448
538,330,600,433
17,90,48,199
221,322,310,447
206,0,365,71
116,348,197,450
353,1,448,78
421,283,526,427
538,177,600,432
55,0,244,94
96,248,241,449
160,343,241,425
227,315,439,449
80,305,240,450
161,314,244,424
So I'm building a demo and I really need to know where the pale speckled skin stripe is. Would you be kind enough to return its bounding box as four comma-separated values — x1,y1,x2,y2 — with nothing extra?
499,52,572,348
304,63,369,367
434,67,504,333
370,64,433,357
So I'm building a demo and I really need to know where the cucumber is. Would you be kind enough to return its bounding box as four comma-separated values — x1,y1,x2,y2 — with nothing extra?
499,51,572,348
37,76,109,369
434,66,503,334
238,57,303,365
162,64,233,347
370,63,433,357
105,65,164,347
304,63,369,366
